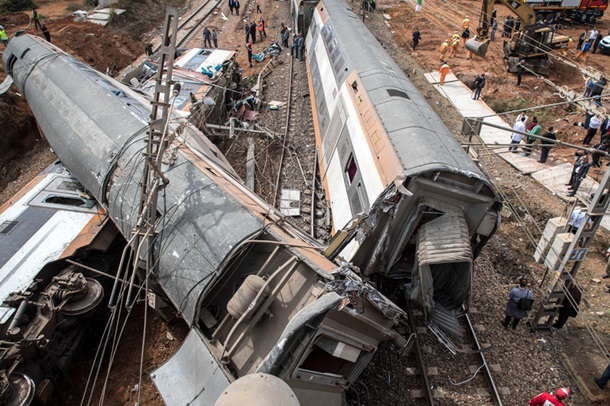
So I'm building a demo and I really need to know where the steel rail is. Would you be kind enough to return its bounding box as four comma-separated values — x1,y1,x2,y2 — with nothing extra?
272,55,294,207
310,152,318,238
406,306,435,406
463,312,503,406
177,0,223,48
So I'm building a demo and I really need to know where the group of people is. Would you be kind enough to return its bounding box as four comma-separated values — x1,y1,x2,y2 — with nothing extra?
438,17,473,62
508,112,557,164
0,7,51,48
244,18,267,45
573,27,609,62
202,27,219,48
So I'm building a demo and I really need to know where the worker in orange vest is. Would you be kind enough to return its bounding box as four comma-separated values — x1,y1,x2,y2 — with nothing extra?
439,61,451,86
449,35,459,58
439,39,449,61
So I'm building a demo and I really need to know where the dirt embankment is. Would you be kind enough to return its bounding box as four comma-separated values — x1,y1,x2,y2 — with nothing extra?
0,0,172,200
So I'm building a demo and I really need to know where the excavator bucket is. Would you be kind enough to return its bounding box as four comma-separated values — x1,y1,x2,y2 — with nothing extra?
465,39,490,58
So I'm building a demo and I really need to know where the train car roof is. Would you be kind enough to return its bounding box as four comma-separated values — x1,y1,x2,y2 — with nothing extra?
0,163,101,301
3,34,334,325
319,0,489,182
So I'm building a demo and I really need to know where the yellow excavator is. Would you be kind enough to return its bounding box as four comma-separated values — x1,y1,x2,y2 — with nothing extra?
466,0,571,74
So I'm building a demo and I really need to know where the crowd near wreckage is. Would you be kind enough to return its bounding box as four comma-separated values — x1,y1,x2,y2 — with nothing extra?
0,0,501,403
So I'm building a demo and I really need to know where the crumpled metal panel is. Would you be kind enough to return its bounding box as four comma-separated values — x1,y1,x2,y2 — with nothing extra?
410,213,473,312
151,329,231,406
3,35,263,324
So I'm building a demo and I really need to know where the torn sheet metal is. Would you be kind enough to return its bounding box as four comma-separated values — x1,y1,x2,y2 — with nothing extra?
152,329,231,406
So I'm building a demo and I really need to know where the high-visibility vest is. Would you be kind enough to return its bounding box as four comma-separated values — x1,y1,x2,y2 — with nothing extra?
0,29,8,41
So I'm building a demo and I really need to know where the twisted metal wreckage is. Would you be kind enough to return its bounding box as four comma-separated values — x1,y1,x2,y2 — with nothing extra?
0,29,410,406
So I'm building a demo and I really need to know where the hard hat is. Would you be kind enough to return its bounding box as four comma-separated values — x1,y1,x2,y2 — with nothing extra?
0,25,3,30
556,387,570,399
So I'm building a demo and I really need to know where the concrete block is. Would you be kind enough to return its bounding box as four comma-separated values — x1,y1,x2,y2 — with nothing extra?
422,345,432,353
544,232,574,270
410,390,424,398
427,367,438,376
498,387,511,396
405,367,417,376
475,388,491,397
490,364,501,372
535,217,567,263
416,327,428,334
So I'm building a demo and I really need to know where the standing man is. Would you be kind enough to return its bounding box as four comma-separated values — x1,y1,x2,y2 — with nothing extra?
516,59,526,87
552,284,581,329
41,21,50,43
460,26,470,47
448,35,459,58
523,117,541,156
0,25,8,48
577,29,587,50
212,28,218,48
259,17,266,39
280,23,289,48
412,28,421,50
538,126,556,163
584,114,602,145
246,42,253,68
509,115,527,152
228,0,235,15
256,0,262,13
563,36,573,56
439,61,450,86
249,21,257,44
473,73,485,100
298,33,305,61
290,33,299,59
528,388,570,406
589,27,599,42
32,7,41,31
575,39,591,62
568,155,592,197
593,30,603,53
203,27,212,48
439,39,449,61
491,19,498,42
461,16,469,31
234,0,240,15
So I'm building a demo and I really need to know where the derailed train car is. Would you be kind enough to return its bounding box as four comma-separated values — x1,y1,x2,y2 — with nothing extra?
305,0,502,336
2,34,411,405
0,164,123,405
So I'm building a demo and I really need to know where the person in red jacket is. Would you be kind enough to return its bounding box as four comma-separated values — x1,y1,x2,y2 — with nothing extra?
529,387,570,406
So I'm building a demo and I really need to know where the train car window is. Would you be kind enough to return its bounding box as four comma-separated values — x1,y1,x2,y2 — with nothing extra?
351,82,358,93
345,155,357,184
44,195,96,208
294,333,372,386
0,221,19,235
19,48,30,59
387,89,410,100
6,54,17,76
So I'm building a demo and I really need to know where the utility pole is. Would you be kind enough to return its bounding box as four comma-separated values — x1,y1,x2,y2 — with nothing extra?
125,8,180,308
531,166,610,333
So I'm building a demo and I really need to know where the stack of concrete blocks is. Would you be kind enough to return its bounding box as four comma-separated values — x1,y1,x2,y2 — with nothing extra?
534,217,567,264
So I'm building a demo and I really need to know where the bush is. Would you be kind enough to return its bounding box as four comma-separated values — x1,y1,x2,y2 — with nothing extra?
4,0,37,12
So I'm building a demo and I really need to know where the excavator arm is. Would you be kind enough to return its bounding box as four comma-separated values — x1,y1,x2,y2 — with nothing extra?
478,0,536,39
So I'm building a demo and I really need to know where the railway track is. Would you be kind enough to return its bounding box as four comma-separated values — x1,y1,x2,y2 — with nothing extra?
153,0,223,52
404,305,505,405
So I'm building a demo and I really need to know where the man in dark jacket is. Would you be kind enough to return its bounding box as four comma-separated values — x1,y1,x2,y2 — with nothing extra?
412,28,421,50
568,153,592,196
538,126,556,163
552,284,581,329
472,73,485,100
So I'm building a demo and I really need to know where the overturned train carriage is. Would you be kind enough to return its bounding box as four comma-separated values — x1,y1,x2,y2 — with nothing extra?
306,0,501,333
3,34,411,405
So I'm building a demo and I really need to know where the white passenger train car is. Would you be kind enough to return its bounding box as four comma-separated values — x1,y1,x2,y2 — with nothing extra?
305,0,502,334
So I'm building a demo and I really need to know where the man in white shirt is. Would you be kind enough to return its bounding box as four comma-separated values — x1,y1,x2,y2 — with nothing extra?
584,114,602,145
509,115,527,152
589,27,599,42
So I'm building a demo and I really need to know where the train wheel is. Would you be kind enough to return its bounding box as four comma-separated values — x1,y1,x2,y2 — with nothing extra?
544,13,555,24
1,373,35,406
61,278,104,316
